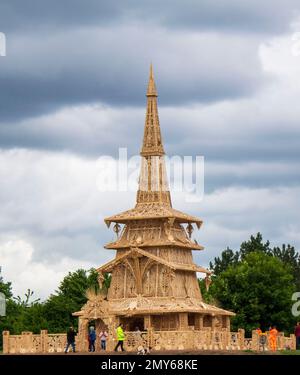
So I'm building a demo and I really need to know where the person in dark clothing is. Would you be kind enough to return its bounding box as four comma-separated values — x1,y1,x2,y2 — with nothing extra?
65,326,76,353
88,326,96,352
295,322,300,350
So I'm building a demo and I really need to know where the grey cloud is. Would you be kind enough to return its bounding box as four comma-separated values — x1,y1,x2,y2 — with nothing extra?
0,1,121,32
0,0,299,34
0,27,265,122
174,186,300,266
0,148,299,298
2,73,300,170
203,161,300,193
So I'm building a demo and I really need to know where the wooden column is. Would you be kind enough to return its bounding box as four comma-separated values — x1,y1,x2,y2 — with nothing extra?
77,317,89,352
107,316,118,352
199,315,204,330
144,315,151,330
225,316,230,331
133,257,142,294
194,314,203,330
114,316,120,326
211,316,216,330
178,313,188,330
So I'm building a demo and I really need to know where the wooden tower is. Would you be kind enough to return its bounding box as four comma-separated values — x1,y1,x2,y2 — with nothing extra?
74,66,234,340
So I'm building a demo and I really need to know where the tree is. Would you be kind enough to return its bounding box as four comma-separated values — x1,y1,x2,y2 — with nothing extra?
0,266,12,298
209,233,300,282
22,303,48,333
209,233,271,274
0,267,103,349
43,268,99,332
100,273,112,294
198,278,217,305
208,252,296,335
270,244,300,289
239,232,270,259
209,248,239,276
56,268,98,306
13,289,40,307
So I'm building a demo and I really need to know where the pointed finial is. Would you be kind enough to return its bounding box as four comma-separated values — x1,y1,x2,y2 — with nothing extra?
147,63,157,96
150,63,154,79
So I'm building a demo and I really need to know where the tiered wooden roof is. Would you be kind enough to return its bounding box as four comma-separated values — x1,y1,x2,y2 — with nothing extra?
105,205,203,227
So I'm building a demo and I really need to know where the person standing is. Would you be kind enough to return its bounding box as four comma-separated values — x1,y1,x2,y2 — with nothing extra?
88,326,96,352
259,332,267,351
269,326,278,352
294,322,300,350
114,323,125,352
99,330,108,351
134,326,142,347
65,326,76,353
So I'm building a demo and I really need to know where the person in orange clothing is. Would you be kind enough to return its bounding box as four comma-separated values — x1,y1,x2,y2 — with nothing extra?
269,326,278,351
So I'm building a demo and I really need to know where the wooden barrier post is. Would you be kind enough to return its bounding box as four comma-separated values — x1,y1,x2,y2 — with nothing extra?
21,331,33,353
2,331,10,354
251,329,259,351
290,334,296,350
238,328,245,350
40,330,48,352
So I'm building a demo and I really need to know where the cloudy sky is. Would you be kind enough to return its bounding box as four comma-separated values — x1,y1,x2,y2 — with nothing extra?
0,1,300,299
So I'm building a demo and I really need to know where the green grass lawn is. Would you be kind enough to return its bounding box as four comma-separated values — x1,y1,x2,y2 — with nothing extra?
279,350,300,355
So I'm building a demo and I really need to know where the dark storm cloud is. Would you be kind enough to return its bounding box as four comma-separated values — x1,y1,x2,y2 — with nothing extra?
0,63,260,122
0,26,264,122
0,0,298,176
0,0,297,144
0,1,121,32
0,0,299,34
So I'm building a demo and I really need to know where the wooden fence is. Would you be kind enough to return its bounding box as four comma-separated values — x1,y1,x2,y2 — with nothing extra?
2,329,296,353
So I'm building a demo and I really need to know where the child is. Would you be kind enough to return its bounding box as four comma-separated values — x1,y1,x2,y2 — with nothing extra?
99,330,108,350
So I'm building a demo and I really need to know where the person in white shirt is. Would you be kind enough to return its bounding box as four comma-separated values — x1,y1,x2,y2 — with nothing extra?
99,330,108,350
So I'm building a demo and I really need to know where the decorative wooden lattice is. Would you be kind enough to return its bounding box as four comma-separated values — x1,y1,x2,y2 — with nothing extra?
3,329,296,353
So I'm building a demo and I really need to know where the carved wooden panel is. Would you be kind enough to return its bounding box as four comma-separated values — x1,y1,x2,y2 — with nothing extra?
203,315,213,328
151,314,179,331
108,264,126,299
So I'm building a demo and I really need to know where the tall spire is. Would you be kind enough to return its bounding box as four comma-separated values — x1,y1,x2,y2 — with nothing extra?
141,64,164,157
147,63,157,97
137,64,171,206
